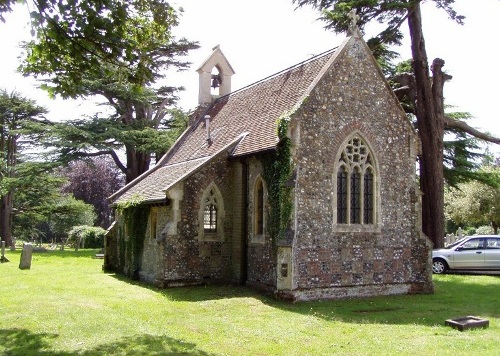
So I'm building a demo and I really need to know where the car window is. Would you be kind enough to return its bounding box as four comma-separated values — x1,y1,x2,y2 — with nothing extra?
486,238,500,249
447,237,467,249
460,238,483,250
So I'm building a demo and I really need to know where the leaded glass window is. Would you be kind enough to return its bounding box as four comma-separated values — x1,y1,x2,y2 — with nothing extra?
203,189,218,233
336,136,376,225
337,166,348,224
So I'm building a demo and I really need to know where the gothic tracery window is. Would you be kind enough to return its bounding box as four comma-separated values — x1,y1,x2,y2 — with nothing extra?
199,183,225,241
336,136,376,225
203,189,218,233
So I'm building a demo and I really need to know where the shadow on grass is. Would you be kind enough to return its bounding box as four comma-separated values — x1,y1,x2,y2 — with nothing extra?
109,272,500,328
0,329,213,355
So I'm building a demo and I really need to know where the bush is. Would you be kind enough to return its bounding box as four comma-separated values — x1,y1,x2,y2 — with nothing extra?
476,225,494,235
68,225,106,249
463,226,476,236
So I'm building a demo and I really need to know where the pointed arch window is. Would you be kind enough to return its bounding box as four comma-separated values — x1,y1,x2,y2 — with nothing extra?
203,189,218,233
198,183,225,241
336,136,376,225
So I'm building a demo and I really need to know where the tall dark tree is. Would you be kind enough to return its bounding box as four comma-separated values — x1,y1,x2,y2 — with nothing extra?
293,0,500,247
6,1,198,183
61,157,124,228
0,90,48,248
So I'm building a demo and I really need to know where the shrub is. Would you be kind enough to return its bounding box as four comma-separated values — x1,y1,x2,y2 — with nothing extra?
476,225,494,235
68,225,106,249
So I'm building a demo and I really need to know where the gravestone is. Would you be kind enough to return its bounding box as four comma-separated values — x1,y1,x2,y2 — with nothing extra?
19,243,33,270
1,241,10,263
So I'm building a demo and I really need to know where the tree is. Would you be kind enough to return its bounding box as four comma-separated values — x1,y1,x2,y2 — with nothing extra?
0,90,48,248
60,157,124,228
11,162,66,243
17,0,198,183
293,0,500,247
445,166,500,234
47,195,96,245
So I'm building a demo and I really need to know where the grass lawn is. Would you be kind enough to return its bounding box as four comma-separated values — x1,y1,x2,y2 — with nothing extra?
0,249,498,355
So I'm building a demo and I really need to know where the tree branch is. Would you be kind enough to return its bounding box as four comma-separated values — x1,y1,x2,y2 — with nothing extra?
72,150,127,173
444,116,500,145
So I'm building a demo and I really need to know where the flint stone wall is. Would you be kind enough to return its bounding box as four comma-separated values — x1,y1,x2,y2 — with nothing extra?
286,38,433,299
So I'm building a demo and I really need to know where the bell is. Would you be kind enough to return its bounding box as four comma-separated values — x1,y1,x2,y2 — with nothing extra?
211,75,220,89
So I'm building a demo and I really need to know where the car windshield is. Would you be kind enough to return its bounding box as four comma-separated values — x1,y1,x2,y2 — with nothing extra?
444,237,467,249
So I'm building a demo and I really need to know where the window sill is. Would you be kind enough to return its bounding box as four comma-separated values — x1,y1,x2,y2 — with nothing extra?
199,232,223,242
250,234,266,244
332,224,381,234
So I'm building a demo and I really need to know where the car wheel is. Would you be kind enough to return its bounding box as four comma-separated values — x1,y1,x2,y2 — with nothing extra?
432,259,447,274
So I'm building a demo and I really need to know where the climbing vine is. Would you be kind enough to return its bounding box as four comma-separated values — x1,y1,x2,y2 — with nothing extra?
262,112,294,242
117,194,150,278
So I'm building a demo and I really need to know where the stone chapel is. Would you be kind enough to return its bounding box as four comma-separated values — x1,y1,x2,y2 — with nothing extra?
105,29,434,301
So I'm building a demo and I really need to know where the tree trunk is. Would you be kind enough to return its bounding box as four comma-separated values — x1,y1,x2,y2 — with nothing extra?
0,192,14,248
408,3,445,248
124,144,151,184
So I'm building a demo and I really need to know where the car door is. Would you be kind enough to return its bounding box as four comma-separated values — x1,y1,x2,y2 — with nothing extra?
452,238,485,269
484,237,500,268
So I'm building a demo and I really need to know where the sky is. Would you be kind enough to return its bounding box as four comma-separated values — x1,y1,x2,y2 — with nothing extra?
1,0,499,153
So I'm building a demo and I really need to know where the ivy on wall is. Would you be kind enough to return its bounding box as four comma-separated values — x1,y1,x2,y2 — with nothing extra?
116,194,150,279
262,112,294,242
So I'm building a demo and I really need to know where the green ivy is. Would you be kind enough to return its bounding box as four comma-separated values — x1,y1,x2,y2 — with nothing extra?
262,112,294,242
117,194,149,279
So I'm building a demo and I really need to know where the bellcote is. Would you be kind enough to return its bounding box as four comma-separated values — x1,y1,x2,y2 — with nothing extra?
197,45,235,106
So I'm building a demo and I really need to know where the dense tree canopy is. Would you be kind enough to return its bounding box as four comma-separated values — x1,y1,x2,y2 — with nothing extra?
60,157,124,228
445,166,500,234
5,0,198,183
294,0,500,247
0,90,48,247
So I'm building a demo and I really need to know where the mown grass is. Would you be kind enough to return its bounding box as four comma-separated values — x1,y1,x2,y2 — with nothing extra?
0,249,498,355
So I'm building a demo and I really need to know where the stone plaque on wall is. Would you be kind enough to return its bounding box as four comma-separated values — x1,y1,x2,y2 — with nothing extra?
277,246,292,290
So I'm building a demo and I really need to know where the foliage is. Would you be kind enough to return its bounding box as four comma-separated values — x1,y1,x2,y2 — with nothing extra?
122,204,150,278
47,195,96,241
445,166,500,234
13,1,198,183
11,162,66,241
43,108,189,173
0,1,190,98
476,225,495,235
1,251,499,355
60,157,124,228
0,89,49,246
67,225,106,249
293,0,464,45
443,111,494,187
262,112,293,241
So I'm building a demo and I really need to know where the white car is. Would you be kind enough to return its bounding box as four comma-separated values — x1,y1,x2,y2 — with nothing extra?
432,235,500,274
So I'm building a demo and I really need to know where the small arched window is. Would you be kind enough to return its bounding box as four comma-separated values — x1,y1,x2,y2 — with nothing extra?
336,136,376,225
203,189,218,233
198,183,225,241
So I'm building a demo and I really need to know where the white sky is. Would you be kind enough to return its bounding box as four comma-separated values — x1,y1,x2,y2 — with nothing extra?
1,0,499,154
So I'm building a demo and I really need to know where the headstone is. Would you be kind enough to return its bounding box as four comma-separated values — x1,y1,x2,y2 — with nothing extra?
19,243,33,270
1,241,10,263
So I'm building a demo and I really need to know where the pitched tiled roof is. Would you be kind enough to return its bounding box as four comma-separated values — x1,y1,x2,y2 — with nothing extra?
112,158,209,205
167,47,337,164
110,46,339,205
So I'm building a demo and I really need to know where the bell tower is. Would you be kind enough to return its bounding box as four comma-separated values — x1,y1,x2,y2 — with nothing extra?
197,45,235,106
